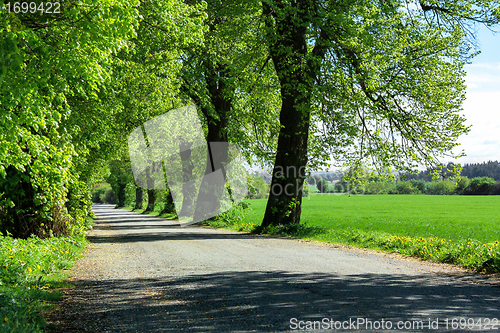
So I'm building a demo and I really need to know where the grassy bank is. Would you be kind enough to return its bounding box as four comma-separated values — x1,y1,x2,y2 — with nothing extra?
207,195,500,273
0,234,86,332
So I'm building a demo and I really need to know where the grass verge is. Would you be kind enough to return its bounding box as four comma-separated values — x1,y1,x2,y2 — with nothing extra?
0,233,86,332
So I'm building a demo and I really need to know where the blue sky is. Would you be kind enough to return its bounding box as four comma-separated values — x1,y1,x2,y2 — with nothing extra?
452,25,500,165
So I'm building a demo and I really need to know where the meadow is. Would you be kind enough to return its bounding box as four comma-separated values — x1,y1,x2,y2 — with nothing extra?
245,195,500,242
210,195,500,273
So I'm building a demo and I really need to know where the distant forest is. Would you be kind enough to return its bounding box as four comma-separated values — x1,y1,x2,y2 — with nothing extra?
405,161,500,181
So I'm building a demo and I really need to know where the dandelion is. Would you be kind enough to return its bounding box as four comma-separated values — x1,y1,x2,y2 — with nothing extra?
4,317,7,322
28,267,32,273
37,264,41,270
8,255,13,259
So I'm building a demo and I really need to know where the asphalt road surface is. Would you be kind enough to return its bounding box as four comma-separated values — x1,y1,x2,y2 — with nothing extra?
47,204,500,332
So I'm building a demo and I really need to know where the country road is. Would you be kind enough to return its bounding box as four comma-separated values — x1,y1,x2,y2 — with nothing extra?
46,204,500,332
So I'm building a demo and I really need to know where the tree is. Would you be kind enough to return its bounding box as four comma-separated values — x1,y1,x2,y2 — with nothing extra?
466,177,496,195
0,0,139,237
260,0,499,227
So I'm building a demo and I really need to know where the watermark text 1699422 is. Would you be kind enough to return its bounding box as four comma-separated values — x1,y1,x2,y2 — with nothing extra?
4,2,61,14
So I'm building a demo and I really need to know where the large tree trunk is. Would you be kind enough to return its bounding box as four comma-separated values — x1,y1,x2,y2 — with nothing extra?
146,189,156,211
191,64,232,222
178,138,196,218
260,1,327,227
134,187,143,210
261,89,310,226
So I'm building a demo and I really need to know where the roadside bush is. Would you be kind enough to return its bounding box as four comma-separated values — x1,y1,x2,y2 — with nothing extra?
91,184,115,204
455,176,471,195
247,174,269,199
123,182,136,207
156,189,177,216
65,180,94,236
255,222,326,238
365,181,397,194
203,202,251,229
396,181,419,194
409,179,427,194
427,180,456,195
489,182,500,195
465,177,496,195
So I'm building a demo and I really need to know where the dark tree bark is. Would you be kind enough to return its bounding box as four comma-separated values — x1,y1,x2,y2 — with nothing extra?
260,0,329,227
178,138,196,217
134,187,143,210
146,189,156,211
192,64,232,221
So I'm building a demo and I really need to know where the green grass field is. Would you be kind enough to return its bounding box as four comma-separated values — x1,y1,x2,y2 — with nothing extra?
243,194,500,243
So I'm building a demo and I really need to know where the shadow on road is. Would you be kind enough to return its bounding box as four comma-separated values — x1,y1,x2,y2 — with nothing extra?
47,270,499,332
87,231,265,243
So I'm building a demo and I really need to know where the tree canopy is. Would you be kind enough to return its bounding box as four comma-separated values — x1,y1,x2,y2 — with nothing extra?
259,0,499,227
1,0,498,236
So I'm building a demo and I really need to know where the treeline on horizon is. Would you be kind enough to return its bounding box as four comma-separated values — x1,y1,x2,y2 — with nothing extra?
406,161,500,182
304,161,500,196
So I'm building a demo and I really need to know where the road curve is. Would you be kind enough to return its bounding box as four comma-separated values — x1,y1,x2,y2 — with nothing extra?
46,204,500,332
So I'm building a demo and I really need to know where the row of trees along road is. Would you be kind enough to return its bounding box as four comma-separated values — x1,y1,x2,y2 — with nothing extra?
1,0,499,237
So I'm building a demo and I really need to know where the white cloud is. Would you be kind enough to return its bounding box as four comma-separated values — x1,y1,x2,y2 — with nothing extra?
453,89,500,164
